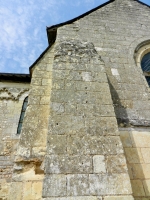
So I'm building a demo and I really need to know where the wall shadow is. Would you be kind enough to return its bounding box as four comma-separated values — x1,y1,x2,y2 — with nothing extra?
108,77,150,199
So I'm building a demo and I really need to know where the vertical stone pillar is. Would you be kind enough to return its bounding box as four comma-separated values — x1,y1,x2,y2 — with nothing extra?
8,46,54,200
43,40,133,199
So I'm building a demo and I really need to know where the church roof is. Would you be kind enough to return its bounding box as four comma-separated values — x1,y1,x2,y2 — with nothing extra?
0,73,31,83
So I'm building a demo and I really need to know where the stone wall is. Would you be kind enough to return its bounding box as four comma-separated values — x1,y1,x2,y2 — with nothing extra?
120,128,150,200
2,0,150,199
57,0,150,127
42,39,133,199
0,82,29,200
55,0,150,197
8,46,54,200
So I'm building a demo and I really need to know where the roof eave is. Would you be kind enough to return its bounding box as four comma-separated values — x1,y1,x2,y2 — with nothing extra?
0,73,31,83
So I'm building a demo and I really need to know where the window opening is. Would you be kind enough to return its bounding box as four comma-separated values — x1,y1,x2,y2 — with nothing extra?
17,96,28,134
141,52,150,86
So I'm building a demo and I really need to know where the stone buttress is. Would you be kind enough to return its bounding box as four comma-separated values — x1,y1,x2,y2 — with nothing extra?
42,40,133,200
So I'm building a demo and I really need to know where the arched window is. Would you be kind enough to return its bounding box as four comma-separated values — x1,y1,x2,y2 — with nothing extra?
17,96,28,134
141,52,150,86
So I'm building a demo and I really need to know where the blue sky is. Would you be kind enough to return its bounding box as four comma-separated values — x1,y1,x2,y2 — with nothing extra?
0,0,150,74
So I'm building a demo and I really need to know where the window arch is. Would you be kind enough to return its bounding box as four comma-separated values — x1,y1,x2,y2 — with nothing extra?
135,42,150,87
17,96,28,134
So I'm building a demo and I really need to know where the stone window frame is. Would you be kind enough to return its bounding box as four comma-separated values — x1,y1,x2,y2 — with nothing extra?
17,96,28,134
135,43,150,87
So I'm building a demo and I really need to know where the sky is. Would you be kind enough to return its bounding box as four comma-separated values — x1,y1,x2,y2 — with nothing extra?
0,0,150,74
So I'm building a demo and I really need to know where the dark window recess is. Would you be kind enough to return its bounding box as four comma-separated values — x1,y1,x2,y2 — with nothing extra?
17,97,28,134
146,76,150,86
141,52,150,86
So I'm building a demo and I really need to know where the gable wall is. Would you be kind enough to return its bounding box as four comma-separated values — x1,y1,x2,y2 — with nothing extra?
57,0,150,126
56,0,150,199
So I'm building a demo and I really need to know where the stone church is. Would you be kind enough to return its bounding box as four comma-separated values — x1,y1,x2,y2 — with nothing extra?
1,0,150,199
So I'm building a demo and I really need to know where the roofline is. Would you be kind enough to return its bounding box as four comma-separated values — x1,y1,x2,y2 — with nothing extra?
137,0,150,8
47,0,113,31
29,46,51,73
46,0,150,44
29,0,114,71
46,0,150,31
0,73,31,83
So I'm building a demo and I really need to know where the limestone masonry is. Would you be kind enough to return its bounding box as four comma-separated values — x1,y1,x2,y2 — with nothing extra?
0,0,150,199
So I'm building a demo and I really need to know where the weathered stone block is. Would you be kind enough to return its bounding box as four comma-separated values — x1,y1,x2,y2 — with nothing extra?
104,196,134,200
42,78,52,86
0,179,10,198
31,78,42,86
67,135,124,155
93,155,106,173
22,181,33,200
120,131,133,148
96,92,113,104
32,70,50,78
45,155,92,174
130,163,150,179
131,180,145,197
33,128,48,147
47,135,67,154
43,197,99,200
67,174,89,196
8,182,23,200
141,148,150,163
125,148,144,164
28,95,41,105
85,117,118,136
52,79,65,90
142,164,150,179
43,175,66,197
32,146,47,157
65,103,76,114
52,70,70,80
75,81,109,92
12,166,44,182
49,115,85,135
50,102,65,114
31,86,50,96
89,174,132,195
51,90,101,104
130,131,150,148
76,104,116,119
106,154,128,174
143,180,150,196
32,181,43,199
40,96,50,105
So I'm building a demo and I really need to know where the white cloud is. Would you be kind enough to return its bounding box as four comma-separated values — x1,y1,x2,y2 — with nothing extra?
0,0,64,73
0,0,108,73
